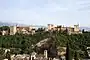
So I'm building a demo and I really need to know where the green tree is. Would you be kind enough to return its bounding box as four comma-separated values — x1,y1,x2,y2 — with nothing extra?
74,51,79,60
66,43,72,60
0,26,10,31
82,29,85,33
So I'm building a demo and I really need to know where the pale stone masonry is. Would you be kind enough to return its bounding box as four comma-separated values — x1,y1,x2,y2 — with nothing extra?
47,24,82,35
5,24,82,35
11,54,30,60
10,26,36,35
10,26,17,35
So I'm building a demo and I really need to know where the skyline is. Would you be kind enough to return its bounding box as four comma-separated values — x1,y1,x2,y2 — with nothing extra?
0,0,90,27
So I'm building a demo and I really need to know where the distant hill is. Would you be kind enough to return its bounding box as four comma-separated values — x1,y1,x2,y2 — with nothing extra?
0,22,19,26
0,22,46,28
80,27,90,31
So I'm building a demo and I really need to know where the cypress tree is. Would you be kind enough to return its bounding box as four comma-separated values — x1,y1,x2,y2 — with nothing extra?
66,43,72,60
74,51,79,60
84,48,89,58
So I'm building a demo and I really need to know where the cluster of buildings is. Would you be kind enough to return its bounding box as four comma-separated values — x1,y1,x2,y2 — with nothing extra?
3,46,90,60
0,26,36,35
10,26,36,35
47,24,82,35
4,48,66,60
0,24,82,35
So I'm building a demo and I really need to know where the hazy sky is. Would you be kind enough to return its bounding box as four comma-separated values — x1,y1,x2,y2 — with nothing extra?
0,0,90,26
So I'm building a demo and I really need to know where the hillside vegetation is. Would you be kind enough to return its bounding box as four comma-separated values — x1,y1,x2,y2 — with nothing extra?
0,31,90,59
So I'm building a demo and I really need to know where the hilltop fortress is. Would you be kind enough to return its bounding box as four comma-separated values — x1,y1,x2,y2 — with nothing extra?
0,24,82,35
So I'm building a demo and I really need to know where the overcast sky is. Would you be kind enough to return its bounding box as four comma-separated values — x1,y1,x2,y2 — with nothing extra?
0,0,90,26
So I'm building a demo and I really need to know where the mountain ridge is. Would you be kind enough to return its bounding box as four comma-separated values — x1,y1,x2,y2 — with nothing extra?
0,22,90,31
0,22,46,27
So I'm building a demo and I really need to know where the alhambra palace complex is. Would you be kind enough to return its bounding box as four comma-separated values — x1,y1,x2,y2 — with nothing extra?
1,24,83,60
1,24,82,35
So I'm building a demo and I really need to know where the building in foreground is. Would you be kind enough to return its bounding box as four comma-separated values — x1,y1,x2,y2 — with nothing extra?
11,54,30,60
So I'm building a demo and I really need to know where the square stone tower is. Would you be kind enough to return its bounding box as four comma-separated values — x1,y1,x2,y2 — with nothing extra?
10,26,17,35
48,24,55,31
74,24,79,32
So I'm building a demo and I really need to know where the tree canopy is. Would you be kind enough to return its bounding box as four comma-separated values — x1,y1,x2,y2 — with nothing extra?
0,31,90,59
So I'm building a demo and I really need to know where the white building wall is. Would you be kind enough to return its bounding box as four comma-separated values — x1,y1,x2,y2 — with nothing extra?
44,50,48,58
